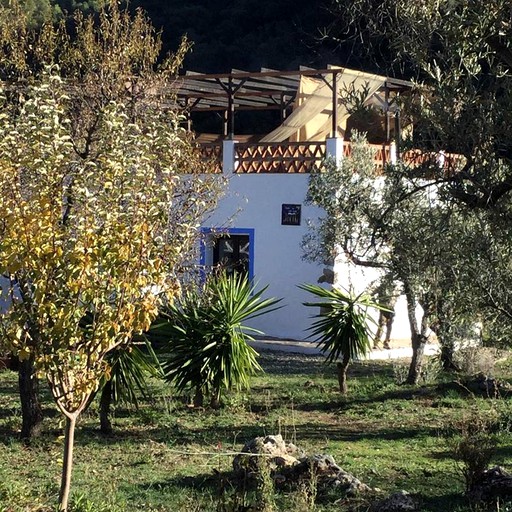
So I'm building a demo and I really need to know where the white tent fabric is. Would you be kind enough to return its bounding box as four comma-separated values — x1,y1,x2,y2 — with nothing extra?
261,68,386,143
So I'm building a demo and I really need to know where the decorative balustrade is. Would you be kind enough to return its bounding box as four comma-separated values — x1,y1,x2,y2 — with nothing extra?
341,143,391,170
197,140,459,174
235,141,326,173
198,142,223,173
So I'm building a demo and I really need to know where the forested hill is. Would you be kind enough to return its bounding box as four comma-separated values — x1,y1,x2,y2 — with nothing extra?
6,0,376,73
129,0,340,72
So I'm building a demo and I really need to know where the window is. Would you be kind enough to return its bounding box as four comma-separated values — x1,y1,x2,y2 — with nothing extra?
200,228,255,281
213,234,250,277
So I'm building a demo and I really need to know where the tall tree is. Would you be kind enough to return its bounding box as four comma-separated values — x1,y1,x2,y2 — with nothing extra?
330,0,512,209
316,0,512,365
304,135,480,383
0,2,221,510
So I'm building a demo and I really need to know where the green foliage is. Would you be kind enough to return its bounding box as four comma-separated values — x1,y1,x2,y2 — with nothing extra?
155,272,281,406
3,353,512,510
0,1,222,508
301,284,383,364
0,0,106,29
450,409,499,493
304,133,501,381
320,1,512,364
102,339,162,408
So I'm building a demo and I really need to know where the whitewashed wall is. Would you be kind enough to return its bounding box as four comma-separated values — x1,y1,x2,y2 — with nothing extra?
334,255,413,344
203,171,413,342
202,172,327,340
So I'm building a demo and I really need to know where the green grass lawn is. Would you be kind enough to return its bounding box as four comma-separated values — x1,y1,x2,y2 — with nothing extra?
1,351,512,511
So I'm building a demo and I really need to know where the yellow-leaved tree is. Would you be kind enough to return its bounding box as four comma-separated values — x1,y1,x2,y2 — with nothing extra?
0,3,222,510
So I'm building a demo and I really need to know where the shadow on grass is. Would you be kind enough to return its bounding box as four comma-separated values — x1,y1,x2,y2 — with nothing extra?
495,444,512,461
79,421,267,447
422,492,469,512
134,472,470,512
137,469,233,493
289,423,439,443
80,419,440,448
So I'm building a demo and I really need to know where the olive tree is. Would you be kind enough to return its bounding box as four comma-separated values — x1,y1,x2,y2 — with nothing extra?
303,135,478,383
0,3,221,510
313,0,512,368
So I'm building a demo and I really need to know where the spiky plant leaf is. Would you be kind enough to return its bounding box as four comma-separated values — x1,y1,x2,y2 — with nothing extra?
300,283,389,364
154,272,281,404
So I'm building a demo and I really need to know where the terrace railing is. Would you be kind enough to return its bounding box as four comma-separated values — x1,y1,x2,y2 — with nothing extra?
235,141,326,173
197,139,459,175
198,142,223,173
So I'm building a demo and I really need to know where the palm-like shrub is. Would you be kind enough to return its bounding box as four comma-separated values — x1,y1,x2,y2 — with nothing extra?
98,338,162,433
301,284,387,394
154,272,281,407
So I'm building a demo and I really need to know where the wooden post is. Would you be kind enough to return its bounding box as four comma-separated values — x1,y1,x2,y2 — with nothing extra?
394,107,401,160
227,76,235,140
332,70,338,138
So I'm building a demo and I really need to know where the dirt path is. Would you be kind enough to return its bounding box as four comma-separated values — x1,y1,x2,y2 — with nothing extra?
250,337,440,360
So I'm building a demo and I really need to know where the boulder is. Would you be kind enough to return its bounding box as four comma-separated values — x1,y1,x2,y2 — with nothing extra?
233,434,305,473
283,454,372,495
469,466,512,503
233,436,372,496
370,490,420,512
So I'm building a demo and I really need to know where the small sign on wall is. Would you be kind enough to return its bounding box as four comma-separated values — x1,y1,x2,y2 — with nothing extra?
281,204,301,226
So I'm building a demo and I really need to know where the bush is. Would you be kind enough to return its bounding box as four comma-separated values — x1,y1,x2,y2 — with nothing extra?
154,272,280,407
393,356,441,385
453,346,501,377
450,410,498,493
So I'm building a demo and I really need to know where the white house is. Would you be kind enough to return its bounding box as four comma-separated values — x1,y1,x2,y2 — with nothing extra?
175,66,442,342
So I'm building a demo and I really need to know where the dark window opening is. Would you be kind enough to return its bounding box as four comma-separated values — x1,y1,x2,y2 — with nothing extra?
213,234,250,277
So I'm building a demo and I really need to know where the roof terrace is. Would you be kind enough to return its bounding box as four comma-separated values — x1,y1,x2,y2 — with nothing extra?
176,67,457,174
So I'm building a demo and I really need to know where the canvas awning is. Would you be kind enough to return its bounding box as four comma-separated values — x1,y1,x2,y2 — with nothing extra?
262,68,386,142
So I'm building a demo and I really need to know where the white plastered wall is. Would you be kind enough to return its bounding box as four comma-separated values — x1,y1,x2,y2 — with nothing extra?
333,254,413,344
202,172,326,340
203,172,413,342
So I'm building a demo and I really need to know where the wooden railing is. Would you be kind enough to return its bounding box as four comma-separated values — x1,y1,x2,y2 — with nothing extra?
197,140,459,174
235,141,326,173
342,143,391,171
198,143,223,173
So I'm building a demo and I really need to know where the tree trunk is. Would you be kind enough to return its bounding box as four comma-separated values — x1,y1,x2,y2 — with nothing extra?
407,332,427,384
193,386,204,407
440,342,459,371
59,413,78,512
337,353,351,394
99,380,113,434
18,356,43,442
436,309,460,371
403,282,431,385
210,395,221,409
373,313,385,349
210,386,221,409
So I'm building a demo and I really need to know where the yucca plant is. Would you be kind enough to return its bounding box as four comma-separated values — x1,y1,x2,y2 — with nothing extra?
98,338,162,433
301,283,388,394
154,272,281,407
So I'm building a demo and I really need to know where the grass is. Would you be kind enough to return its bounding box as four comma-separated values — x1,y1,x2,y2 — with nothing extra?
1,351,512,511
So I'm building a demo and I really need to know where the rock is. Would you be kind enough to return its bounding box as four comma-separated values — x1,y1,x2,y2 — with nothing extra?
233,434,305,473
469,466,512,503
370,490,420,512
233,436,373,496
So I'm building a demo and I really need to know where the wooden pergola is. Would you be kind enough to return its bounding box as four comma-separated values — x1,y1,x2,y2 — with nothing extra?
175,67,413,143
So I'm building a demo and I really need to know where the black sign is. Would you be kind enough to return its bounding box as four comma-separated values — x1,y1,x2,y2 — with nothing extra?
281,204,301,226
